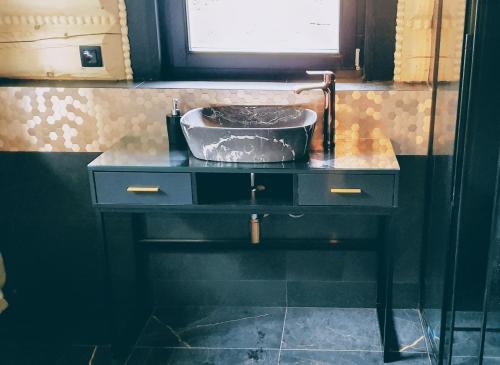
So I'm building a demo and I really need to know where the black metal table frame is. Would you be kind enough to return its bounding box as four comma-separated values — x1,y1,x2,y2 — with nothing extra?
95,204,399,363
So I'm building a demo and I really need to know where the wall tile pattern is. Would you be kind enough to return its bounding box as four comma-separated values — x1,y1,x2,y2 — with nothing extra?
433,86,460,155
0,87,432,155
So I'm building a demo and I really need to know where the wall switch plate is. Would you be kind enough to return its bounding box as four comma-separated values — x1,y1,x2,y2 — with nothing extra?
79,46,103,67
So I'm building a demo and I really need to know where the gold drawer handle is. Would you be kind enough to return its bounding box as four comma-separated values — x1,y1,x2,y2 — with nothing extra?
127,186,160,193
330,188,362,194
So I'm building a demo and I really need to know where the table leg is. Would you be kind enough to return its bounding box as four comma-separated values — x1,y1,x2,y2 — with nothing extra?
377,215,399,362
98,212,149,362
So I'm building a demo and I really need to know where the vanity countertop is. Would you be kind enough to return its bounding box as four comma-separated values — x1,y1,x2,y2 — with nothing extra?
88,127,399,173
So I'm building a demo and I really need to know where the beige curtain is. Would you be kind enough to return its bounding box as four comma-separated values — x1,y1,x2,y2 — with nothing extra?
0,254,7,313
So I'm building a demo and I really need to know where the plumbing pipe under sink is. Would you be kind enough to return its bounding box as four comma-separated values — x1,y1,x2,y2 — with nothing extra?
250,173,265,244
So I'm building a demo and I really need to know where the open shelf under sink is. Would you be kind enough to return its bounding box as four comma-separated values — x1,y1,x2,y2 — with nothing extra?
195,172,294,206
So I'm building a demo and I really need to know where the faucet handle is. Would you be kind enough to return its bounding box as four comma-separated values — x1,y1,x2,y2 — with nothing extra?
306,70,334,76
305,70,336,83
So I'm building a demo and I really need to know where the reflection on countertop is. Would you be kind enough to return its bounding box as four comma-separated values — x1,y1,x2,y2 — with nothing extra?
88,128,399,171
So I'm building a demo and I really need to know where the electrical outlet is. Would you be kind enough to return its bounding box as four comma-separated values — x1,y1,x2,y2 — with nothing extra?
79,46,103,67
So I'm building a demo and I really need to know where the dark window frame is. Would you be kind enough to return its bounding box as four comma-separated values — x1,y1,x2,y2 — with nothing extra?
125,0,396,81
159,0,359,80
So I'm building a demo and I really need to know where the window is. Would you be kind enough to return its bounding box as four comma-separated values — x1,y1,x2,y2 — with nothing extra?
159,0,364,80
126,0,396,81
185,0,341,54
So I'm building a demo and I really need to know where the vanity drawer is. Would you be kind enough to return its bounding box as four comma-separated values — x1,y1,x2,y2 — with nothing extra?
297,173,396,207
93,172,192,206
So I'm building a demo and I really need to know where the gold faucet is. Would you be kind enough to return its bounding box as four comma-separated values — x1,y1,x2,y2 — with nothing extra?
294,71,336,152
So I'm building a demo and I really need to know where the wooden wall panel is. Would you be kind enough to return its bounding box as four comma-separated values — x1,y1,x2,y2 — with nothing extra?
394,0,466,82
0,0,118,15
394,0,435,82
438,0,466,81
0,0,465,82
0,0,132,80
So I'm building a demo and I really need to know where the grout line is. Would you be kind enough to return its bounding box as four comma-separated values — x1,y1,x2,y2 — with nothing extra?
135,346,280,351
153,305,381,310
134,308,156,347
417,309,434,365
285,306,379,310
88,346,97,365
124,348,152,365
123,307,156,365
133,345,420,353
277,283,288,364
152,280,381,283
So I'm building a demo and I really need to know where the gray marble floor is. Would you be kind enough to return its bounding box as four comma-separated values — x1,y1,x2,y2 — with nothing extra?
127,307,432,364
136,306,285,350
3,308,500,364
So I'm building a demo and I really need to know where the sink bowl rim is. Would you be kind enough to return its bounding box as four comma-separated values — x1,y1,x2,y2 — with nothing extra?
180,106,318,131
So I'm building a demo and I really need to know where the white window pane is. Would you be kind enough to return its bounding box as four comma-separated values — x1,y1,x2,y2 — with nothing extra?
186,0,340,54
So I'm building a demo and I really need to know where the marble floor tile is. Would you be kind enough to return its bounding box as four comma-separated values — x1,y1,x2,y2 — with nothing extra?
454,311,483,328
451,356,500,365
278,350,431,364
393,309,427,353
450,356,500,365
281,308,381,351
54,346,112,365
0,344,111,365
2,307,447,364
0,343,62,365
453,311,500,329
451,357,479,365
420,308,441,352
126,347,279,365
452,330,500,357
484,358,500,365
483,331,500,358
137,306,286,349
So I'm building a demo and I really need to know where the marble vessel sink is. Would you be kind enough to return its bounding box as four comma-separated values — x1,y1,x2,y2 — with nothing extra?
180,106,317,163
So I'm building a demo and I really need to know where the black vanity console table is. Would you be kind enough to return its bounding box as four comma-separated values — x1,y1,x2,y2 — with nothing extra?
88,131,400,362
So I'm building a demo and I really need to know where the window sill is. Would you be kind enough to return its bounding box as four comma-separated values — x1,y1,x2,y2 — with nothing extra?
137,80,430,92
0,78,430,92
0,79,140,89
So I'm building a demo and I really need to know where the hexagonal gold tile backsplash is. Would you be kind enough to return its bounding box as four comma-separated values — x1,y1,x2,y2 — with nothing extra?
0,87,435,155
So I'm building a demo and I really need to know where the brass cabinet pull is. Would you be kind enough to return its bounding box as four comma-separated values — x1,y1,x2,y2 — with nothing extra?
330,188,362,194
127,186,160,193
